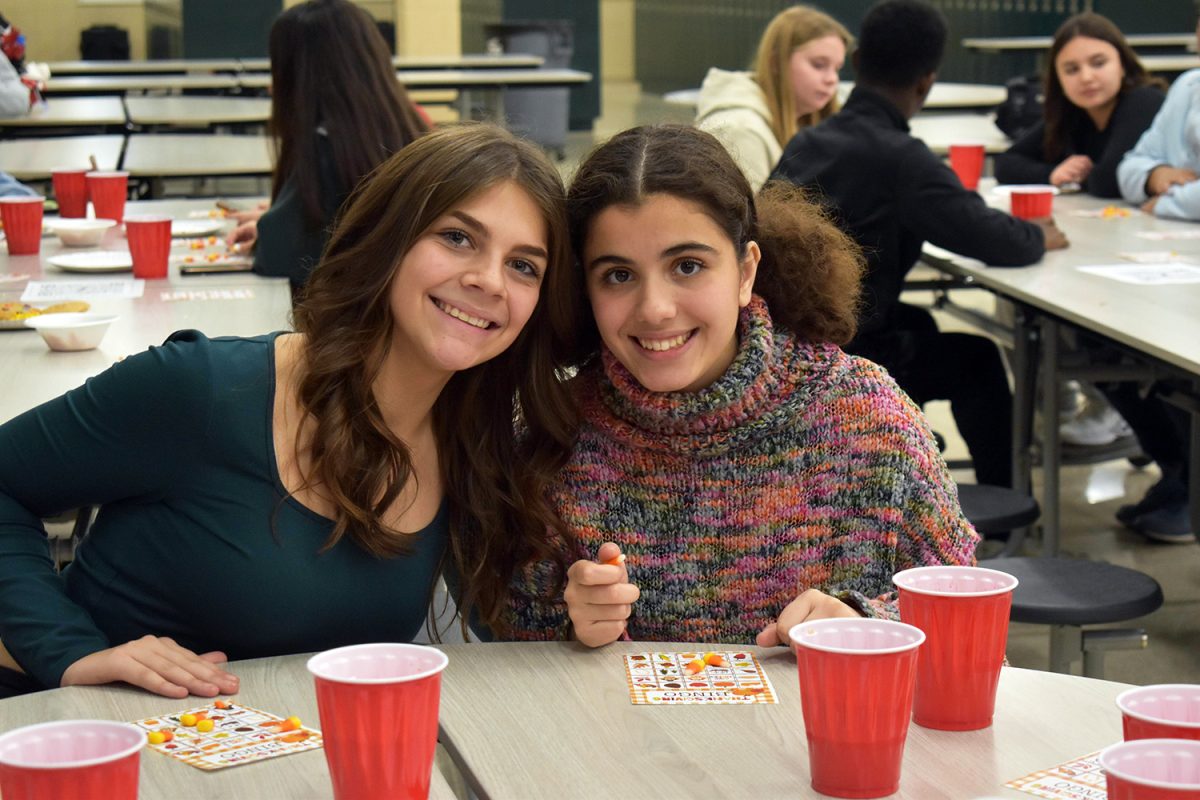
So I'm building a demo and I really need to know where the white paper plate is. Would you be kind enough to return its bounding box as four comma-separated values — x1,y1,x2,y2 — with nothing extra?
47,250,134,273
171,219,224,238
991,184,1061,197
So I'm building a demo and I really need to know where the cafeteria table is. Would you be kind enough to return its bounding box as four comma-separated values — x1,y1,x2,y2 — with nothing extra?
920,185,1200,552
963,33,1198,52
0,96,127,129
1140,54,1200,73
0,654,458,800
122,134,273,179
42,74,241,95
434,641,1129,799
1,197,288,422
665,81,1006,111
45,58,245,75
909,112,1011,154
124,96,272,128
238,52,544,72
0,135,123,180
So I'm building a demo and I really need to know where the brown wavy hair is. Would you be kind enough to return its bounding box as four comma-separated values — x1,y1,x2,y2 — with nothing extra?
566,124,863,363
292,123,577,637
1043,12,1165,161
752,5,853,147
268,0,429,230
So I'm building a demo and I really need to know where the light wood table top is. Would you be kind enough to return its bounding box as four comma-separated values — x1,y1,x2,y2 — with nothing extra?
123,134,273,178
667,81,1005,111
0,97,126,128
237,52,544,72
964,33,1198,51
1140,54,1200,73
0,653,457,800
125,96,271,127
910,112,1011,154
0,135,123,180
236,66,592,92
923,186,1200,376
46,58,244,75
436,641,1130,799
43,74,240,95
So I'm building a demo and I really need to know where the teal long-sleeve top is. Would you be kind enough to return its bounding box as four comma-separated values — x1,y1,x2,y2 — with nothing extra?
0,331,448,689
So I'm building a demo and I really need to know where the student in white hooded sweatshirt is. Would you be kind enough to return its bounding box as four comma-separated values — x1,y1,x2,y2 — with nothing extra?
696,5,851,192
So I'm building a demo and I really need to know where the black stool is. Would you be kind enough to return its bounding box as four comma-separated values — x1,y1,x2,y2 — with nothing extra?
956,483,1040,556
988,556,1164,678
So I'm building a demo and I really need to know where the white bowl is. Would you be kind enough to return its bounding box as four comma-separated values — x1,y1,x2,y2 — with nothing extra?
47,218,118,247
24,312,119,351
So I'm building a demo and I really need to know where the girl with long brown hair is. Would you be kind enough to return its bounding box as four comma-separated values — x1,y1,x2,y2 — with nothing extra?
504,125,977,648
696,5,852,192
227,0,430,288
995,12,1165,198
0,124,576,698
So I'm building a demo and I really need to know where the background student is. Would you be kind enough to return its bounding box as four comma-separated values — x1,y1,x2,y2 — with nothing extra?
994,12,1164,198
772,0,1066,490
225,0,430,290
503,124,978,648
695,4,851,192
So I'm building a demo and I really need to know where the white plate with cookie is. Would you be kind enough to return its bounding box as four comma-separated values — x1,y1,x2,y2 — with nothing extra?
47,251,134,273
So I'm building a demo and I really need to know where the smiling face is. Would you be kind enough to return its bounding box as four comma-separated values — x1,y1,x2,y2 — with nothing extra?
386,179,548,380
1055,35,1125,115
583,193,759,393
788,34,845,117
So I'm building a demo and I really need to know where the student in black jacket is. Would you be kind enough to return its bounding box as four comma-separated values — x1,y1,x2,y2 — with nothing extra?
772,0,1068,489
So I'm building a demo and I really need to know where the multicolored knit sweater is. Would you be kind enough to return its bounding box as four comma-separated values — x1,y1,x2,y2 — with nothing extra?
506,297,978,643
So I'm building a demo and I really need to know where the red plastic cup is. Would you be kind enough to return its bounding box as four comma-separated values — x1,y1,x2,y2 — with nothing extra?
51,168,90,218
0,196,46,256
1100,739,1200,800
894,565,1017,731
85,170,129,223
124,215,173,279
1118,684,1200,741
1010,185,1055,219
0,720,145,800
948,144,986,190
307,643,449,800
789,618,925,799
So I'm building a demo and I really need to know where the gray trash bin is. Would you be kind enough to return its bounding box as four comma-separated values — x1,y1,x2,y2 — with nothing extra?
484,20,573,157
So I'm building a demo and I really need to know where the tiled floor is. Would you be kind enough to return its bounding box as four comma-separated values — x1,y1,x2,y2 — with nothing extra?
566,81,1200,686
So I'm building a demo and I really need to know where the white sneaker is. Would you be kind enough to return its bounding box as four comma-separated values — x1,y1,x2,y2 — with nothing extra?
1059,404,1134,446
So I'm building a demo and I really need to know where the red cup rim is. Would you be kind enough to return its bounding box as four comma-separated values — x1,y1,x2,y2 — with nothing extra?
788,618,925,655
306,642,449,685
0,196,46,205
0,720,146,770
85,171,129,179
1099,739,1200,790
893,565,1019,596
51,167,90,175
1116,684,1200,729
123,215,173,225
949,143,986,151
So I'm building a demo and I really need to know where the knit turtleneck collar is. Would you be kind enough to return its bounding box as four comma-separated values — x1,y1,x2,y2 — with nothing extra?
577,296,845,456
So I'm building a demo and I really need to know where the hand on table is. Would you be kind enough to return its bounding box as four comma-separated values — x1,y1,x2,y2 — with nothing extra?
1032,217,1069,250
755,588,860,648
1146,166,1198,197
1049,155,1093,187
226,220,259,254
1142,196,1160,215
227,202,268,225
61,636,239,699
564,542,639,648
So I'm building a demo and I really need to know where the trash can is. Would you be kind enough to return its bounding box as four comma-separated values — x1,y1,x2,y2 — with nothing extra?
484,20,573,157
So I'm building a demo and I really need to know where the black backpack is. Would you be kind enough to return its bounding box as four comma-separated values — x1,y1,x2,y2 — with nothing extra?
995,74,1043,140
80,25,130,60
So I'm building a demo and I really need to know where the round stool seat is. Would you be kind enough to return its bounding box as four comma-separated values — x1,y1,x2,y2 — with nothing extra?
987,557,1164,626
956,484,1040,534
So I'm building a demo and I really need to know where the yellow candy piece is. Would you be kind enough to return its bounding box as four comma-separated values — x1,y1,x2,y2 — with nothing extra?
196,719,214,733
147,731,166,745
180,713,197,727
286,716,301,728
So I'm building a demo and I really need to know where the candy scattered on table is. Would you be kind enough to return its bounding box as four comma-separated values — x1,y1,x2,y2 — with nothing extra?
196,719,214,733
623,651,777,705
133,701,322,771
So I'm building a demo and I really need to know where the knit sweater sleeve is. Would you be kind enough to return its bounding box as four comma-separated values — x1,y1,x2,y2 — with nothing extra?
503,541,574,641
833,362,980,620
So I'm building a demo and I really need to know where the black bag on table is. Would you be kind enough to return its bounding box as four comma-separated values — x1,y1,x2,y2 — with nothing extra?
80,25,130,60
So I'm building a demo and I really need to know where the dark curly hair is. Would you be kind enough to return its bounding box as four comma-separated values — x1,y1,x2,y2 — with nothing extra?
565,124,863,362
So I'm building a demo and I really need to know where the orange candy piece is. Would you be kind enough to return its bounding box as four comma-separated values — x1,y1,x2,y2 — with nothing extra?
703,652,727,668
684,659,706,675
277,719,300,732
601,553,626,567
160,730,175,742
214,700,230,710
